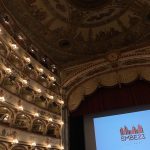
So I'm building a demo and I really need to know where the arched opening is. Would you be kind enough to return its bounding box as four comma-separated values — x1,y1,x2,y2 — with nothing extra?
48,102,61,115
21,86,34,102
37,73,49,87
47,123,61,138
34,95,47,108
32,119,45,134
2,74,20,94
0,106,13,124
14,113,31,130
23,64,37,79
8,52,23,69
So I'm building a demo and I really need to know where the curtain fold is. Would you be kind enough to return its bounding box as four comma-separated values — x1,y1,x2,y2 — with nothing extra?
71,80,150,116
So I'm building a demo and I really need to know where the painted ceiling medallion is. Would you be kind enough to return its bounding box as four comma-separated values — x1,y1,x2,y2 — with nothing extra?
46,0,134,27
1,0,150,69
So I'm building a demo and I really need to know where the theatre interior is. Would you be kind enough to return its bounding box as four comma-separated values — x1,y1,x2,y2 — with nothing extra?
0,0,150,150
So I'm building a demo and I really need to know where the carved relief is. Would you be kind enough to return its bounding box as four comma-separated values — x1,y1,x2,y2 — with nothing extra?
1,0,150,68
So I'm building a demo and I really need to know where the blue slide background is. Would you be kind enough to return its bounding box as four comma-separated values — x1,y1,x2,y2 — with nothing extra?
94,110,150,150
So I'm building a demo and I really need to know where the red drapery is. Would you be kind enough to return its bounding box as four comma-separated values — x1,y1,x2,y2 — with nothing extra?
71,80,150,116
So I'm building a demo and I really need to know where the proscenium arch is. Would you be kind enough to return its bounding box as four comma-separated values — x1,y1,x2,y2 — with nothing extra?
67,66,150,111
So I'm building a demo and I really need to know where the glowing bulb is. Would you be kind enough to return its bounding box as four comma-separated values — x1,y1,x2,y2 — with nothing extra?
52,83,56,86
47,144,51,148
37,68,43,73
18,105,23,111
4,114,9,121
18,35,23,40
60,121,64,125
42,57,46,62
24,57,31,63
31,142,36,147
0,96,5,102
60,145,64,150
5,67,12,74
48,118,53,122
0,28,2,34
58,99,64,105
21,79,28,85
35,88,41,93
49,76,56,81
31,48,35,53
41,76,45,79
60,101,64,105
4,20,9,24
10,43,18,50
12,139,19,144
34,113,39,117
51,64,56,69
47,95,54,100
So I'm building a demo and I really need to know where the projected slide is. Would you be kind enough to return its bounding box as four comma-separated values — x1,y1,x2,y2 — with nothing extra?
94,110,150,150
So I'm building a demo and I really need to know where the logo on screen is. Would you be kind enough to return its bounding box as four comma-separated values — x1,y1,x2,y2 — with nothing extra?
120,124,146,141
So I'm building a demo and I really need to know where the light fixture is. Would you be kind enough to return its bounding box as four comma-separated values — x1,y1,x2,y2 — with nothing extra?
42,57,46,62
59,121,64,125
48,118,53,122
0,28,2,34
15,55,18,59
4,114,9,121
47,95,54,100
17,100,23,111
59,145,64,150
0,96,5,102
31,142,36,147
49,76,56,81
5,67,12,74
18,105,23,111
20,78,28,85
4,19,9,24
47,144,51,148
58,99,64,105
24,57,31,63
37,67,43,73
12,138,19,144
35,88,41,93
28,66,32,70
10,43,18,50
30,48,35,53
51,64,56,69
34,113,39,117
51,65,56,72
18,35,23,40
41,76,45,79
52,83,56,86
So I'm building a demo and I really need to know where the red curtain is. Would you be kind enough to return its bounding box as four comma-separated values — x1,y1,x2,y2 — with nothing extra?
71,80,150,116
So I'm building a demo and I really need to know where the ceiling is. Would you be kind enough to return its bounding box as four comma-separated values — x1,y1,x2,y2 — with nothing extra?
1,0,150,111
1,0,150,69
